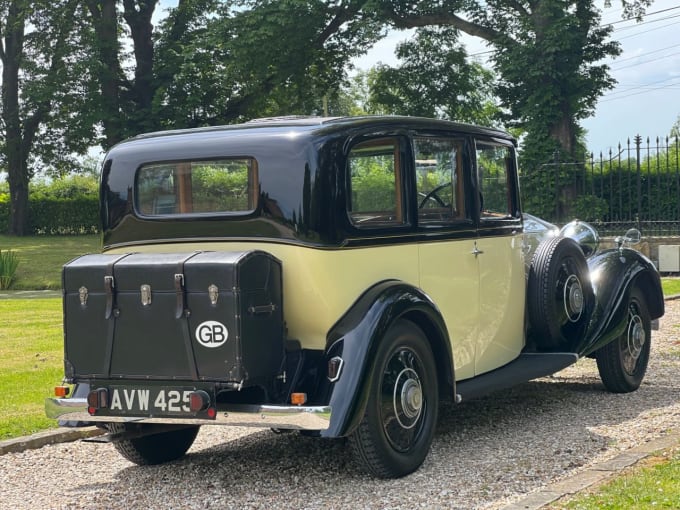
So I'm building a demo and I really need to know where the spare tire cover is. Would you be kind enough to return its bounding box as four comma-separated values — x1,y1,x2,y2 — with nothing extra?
527,236,593,350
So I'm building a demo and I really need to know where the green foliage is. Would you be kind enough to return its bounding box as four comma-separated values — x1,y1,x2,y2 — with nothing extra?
571,194,609,222
0,175,99,235
367,26,500,126
0,249,20,289
521,140,680,222
350,155,396,212
192,163,251,211
153,0,383,128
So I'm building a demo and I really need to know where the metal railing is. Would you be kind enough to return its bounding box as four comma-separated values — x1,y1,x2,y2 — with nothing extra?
521,135,680,236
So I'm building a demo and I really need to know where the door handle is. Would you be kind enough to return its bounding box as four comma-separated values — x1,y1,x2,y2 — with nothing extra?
471,242,484,257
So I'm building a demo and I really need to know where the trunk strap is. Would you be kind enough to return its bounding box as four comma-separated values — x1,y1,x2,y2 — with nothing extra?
176,252,202,380
103,253,134,377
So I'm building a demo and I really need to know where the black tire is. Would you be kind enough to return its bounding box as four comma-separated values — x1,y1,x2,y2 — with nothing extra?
106,423,200,465
595,287,651,393
349,320,438,478
528,236,593,350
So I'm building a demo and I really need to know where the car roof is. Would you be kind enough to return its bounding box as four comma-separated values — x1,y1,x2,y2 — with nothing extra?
128,116,514,144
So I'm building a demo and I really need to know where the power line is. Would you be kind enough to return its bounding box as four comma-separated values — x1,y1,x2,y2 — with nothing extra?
606,5,680,27
611,50,680,71
611,43,680,65
599,76,680,103
616,17,680,40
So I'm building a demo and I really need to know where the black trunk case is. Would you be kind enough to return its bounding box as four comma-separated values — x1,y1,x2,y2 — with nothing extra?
62,251,284,389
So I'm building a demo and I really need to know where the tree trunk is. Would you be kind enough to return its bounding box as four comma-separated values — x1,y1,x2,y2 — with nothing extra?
123,0,157,134
1,1,28,235
87,0,125,148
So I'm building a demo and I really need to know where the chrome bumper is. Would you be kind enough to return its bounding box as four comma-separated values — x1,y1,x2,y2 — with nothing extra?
46,398,331,431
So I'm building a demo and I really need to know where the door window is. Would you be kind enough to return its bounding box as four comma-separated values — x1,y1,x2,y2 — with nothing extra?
414,138,464,224
476,143,515,219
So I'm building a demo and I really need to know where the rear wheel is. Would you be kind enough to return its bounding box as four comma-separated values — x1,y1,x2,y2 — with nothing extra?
106,423,200,465
349,320,438,478
595,287,651,393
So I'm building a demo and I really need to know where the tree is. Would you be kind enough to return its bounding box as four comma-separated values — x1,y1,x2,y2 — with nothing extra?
365,0,651,218
371,1,630,159
366,26,500,126
671,115,680,140
0,0,96,235
153,0,382,127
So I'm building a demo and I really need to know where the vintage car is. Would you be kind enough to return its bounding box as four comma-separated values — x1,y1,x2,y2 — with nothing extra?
46,116,664,478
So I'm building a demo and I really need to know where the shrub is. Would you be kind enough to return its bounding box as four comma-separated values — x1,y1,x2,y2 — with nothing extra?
0,249,19,289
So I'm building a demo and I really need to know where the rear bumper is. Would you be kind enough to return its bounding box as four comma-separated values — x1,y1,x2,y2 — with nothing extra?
45,398,331,431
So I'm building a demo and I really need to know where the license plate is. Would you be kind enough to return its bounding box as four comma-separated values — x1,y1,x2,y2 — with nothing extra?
105,385,197,417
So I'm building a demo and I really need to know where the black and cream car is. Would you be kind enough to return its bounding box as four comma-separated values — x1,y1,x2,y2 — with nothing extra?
47,116,664,478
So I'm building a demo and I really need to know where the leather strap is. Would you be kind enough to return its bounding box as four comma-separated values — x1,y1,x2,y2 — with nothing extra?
102,253,133,377
175,252,201,380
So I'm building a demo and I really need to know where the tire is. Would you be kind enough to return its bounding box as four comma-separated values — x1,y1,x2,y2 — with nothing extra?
595,287,651,393
528,236,593,350
349,320,438,478
106,423,200,465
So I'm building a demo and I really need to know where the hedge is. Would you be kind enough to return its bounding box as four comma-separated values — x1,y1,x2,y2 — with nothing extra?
0,194,99,235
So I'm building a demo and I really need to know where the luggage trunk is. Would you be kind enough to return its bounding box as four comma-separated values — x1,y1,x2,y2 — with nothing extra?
62,250,284,389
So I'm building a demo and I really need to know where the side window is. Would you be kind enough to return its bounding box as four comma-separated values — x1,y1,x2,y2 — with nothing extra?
415,137,464,224
348,138,404,227
476,143,514,218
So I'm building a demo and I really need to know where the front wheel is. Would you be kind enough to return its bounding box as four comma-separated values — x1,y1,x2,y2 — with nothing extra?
349,320,438,478
595,287,651,393
106,423,200,465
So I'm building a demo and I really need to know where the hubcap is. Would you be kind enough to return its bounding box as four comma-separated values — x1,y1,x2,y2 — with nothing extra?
563,274,584,322
622,307,645,374
381,348,427,452
398,372,423,423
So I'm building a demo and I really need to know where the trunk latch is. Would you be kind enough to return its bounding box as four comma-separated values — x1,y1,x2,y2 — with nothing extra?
140,284,152,306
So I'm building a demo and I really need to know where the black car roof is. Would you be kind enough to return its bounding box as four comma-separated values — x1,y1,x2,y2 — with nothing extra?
127,116,514,144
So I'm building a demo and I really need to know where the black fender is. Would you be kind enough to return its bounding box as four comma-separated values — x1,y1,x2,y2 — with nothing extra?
318,280,453,438
576,248,664,356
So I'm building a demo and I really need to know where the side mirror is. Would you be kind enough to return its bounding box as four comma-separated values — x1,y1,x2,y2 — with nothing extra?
615,228,641,249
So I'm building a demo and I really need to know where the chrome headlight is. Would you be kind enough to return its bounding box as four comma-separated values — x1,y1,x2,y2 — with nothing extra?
560,220,600,257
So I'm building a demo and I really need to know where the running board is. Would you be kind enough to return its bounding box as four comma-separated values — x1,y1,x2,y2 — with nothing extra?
456,352,579,402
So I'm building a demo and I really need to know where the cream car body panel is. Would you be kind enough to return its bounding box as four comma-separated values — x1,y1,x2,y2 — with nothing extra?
106,241,420,351
417,238,479,380
475,233,527,375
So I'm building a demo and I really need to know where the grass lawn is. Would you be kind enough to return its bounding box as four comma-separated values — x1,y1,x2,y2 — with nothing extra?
0,298,64,439
661,277,680,297
0,234,100,289
550,447,680,509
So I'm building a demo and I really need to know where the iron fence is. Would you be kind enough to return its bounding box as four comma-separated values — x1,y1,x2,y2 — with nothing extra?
520,135,680,236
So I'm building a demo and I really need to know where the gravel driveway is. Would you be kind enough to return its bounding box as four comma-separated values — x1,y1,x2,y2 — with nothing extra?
2,301,679,510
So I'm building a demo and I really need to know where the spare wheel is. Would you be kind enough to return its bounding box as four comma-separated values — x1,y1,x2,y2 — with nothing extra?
528,236,593,350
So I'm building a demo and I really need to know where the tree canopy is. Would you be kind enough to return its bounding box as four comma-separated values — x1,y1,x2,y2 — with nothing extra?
0,0,656,234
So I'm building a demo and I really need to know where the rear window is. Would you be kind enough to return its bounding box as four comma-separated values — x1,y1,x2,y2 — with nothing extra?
136,159,258,216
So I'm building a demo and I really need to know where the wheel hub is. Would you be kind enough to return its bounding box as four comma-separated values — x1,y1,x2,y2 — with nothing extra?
401,379,423,419
393,368,423,429
564,274,584,322
626,312,645,360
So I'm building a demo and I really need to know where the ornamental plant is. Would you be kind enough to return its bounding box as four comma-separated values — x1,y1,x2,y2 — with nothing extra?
0,249,19,289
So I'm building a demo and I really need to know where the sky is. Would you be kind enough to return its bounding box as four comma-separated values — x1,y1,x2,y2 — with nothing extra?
350,0,680,155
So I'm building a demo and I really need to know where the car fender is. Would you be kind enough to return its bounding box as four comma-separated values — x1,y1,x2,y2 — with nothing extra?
577,248,664,356
319,280,453,438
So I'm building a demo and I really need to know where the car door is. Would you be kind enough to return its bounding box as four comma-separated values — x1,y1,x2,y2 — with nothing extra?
473,140,526,376
414,135,480,381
